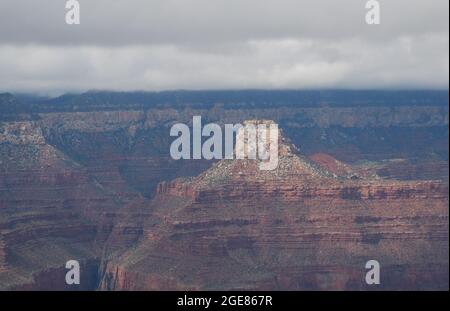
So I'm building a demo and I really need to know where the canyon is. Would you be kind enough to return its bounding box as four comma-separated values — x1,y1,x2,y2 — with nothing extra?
0,90,448,290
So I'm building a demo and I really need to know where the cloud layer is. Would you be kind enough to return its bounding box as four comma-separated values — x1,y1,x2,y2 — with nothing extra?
0,0,448,94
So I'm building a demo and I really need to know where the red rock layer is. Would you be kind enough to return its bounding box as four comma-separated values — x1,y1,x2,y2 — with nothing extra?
0,122,121,289
157,179,447,203
103,125,449,290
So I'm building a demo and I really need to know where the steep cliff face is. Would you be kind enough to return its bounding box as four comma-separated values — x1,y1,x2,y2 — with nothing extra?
0,121,120,289
0,238,6,273
102,122,448,290
10,259,101,291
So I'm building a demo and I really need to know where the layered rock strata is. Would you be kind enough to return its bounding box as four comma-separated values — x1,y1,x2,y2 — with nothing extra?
102,121,449,290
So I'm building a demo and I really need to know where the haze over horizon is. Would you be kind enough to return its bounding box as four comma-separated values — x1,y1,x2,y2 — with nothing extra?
0,0,448,95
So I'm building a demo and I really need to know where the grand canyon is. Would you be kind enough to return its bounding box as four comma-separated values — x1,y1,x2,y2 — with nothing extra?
0,90,448,290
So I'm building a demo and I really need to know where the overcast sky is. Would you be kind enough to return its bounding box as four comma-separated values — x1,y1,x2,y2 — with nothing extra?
0,0,448,95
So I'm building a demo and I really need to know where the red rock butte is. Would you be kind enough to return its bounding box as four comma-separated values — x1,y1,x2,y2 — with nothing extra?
104,120,448,290
1,91,448,290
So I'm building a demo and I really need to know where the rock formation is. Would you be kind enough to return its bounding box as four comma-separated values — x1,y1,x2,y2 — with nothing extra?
101,121,449,290
0,91,448,290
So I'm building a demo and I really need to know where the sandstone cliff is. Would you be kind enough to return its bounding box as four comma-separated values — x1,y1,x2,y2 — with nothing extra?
101,122,448,290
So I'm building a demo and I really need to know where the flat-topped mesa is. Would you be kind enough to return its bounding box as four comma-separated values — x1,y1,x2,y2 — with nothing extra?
157,119,332,197
237,119,298,158
217,119,330,180
111,118,449,291
156,120,448,202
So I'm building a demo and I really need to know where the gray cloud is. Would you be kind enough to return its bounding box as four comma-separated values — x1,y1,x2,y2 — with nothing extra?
0,0,448,93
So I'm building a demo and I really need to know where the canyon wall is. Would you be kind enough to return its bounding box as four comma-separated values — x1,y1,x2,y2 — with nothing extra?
102,127,448,290
0,91,448,290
